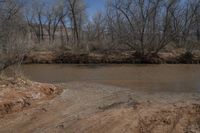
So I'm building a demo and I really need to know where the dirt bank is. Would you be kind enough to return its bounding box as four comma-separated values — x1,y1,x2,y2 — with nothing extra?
0,82,199,133
23,50,200,64
0,77,62,116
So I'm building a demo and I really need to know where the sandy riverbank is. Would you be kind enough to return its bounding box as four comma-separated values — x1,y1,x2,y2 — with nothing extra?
0,81,199,133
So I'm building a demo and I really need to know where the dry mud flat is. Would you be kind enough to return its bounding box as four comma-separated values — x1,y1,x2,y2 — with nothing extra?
0,82,200,133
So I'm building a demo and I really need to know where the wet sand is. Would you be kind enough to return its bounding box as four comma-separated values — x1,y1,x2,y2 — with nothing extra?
0,82,199,133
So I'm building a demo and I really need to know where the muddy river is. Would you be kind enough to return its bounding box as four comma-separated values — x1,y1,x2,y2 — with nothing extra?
18,64,200,93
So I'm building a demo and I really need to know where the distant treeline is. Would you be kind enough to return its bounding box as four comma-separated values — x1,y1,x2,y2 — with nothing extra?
0,0,200,68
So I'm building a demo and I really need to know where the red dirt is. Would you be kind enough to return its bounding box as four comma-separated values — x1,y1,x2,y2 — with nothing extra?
0,82,199,132
0,78,62,116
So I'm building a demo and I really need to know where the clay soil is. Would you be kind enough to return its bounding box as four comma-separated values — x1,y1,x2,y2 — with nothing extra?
0,78,62,116
0,81,199,133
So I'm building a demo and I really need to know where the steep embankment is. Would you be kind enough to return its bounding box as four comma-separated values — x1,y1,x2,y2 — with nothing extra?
23,50,200,64
0,82,199,133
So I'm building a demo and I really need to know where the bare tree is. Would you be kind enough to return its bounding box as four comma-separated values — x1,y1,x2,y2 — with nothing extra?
178,0,200,53
65,0,86,47
25,0,46,43
1,0,198,63
105,0,185,57
0,0,28,71
45,0,67,43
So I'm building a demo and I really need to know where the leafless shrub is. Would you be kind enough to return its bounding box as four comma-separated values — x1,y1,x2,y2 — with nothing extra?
0,0,29,72
2,0,200,64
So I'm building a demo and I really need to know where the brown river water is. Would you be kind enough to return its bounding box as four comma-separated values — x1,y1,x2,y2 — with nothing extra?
18,64,200,93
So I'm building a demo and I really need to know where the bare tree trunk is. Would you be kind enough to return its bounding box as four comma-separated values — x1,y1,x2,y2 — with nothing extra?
61,19,69,42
